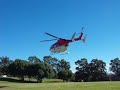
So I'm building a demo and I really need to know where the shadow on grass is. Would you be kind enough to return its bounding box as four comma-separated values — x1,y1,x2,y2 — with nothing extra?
0,78,37,83
0,86,9,88
0,78,64,83
44,79,63,83
45,81,63,83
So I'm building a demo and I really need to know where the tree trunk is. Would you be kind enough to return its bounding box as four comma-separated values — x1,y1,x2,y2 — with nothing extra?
21,76,24,81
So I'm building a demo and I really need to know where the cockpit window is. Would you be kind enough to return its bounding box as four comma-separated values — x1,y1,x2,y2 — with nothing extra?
50,44,57,49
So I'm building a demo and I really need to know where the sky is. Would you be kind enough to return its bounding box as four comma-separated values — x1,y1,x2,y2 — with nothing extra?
0,0,120,72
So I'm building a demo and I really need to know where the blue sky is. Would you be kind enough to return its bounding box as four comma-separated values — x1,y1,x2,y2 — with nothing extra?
0,0,120,72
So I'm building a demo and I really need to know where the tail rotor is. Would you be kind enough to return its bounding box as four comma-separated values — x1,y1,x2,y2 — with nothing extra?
82,34,87,43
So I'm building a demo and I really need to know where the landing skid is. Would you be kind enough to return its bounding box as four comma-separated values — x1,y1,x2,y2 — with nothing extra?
49,51,69,55
50,53,54,55
60,51,69,55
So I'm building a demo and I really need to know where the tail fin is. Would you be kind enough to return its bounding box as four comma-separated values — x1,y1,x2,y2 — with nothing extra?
72,27,84,41
79,32,83,40
78,27,84,40
74,31,83,41
82,35,87,43
71,32,76,42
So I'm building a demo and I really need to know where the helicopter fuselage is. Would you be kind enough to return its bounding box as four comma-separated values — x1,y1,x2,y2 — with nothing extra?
50,39,72,53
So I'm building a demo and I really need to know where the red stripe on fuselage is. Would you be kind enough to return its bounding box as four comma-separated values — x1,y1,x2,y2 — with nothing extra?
55,39,72,46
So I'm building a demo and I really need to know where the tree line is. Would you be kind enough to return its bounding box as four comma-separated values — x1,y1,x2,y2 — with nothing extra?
0,56,120,82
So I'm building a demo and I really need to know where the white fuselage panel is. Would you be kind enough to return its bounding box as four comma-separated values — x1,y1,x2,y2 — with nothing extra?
50,45,68,53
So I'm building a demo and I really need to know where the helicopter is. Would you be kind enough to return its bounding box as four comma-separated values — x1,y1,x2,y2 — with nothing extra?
40,27,87,54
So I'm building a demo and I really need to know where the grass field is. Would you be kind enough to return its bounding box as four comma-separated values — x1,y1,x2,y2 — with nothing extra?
0,78,120,90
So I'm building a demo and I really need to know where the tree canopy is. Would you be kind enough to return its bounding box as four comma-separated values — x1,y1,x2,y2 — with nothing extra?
0,56,120,82
110,58,120,76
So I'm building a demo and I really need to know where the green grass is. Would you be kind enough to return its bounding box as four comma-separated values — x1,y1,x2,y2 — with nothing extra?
0,78,120,90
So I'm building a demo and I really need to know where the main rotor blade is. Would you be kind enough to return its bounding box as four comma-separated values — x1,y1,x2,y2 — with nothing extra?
45,32,59,39
40,39,57,42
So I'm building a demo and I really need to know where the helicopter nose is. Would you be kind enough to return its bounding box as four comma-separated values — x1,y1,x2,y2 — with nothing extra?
50,46,53,50
50,47,55,53
50,48,52,51
50,46,54,51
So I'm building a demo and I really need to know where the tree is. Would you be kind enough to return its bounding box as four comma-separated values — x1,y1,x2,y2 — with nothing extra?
43,57,71,79
37,69,44,83
43,56,59,77
33,62,54,82
89,59,107,81
58,69,72,82
43,56,52,64
28,56,41,63
0,56,13,75
8,59,28,81
0,67,2,76
75,58,108,82
32,62,45,82
44,62,55,78
26,63,34,81
58,59,70,71
26,61,54,83
57,59,72,82
75,58,90,82
110,58,120,77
